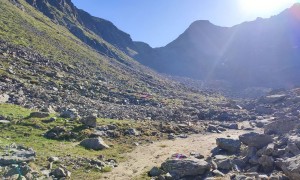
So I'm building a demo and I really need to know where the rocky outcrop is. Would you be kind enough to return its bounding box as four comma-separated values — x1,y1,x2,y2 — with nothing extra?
161,158,210,179
0,145,36,166
79,137,109,150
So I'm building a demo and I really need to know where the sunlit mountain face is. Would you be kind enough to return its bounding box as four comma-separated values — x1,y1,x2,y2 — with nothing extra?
134,3,300,90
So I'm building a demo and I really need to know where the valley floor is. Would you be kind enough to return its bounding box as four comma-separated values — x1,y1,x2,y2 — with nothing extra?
104,121,260,180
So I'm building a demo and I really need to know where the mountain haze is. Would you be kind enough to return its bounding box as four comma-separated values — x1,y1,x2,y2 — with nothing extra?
135,4,300,89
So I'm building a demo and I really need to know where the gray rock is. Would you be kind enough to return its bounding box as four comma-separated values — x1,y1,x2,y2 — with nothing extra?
0,94,9,103
264,143,275,156
214,155,232,170
79,137,109,150
149,166,164,177
286,143,300,156
232,175,248,180
0,147,36,166
239,132,273,149
258,174,269,180
258,155,274,173
288,135,300,149
207,125,220,133
7,174,26,180
50,167,71,178
220,123,238,130
216,138,241,153
81,115,97,128
168,133,176,140
125,128,140,136
212,169,225,177
4,163,33,178
48,157,59,162
260,94,287,103
60,109,78,119
264,119,300,135
161,158,210,178
190,152,204,159
29,112,49,118
278,154,300,180
255,105,274,114
0,120,11,124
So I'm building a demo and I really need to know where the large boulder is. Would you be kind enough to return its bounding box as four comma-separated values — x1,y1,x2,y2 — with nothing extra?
239,132,273,149
278,155,300,180
81,115,97,128
216,138,241,153
79,138,109,150
161,159,210,178
264,119,300,135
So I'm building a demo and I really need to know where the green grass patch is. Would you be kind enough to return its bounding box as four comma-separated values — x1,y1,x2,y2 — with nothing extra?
0,103,31,119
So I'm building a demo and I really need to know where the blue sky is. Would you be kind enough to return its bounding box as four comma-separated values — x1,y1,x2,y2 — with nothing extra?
72,0,298,47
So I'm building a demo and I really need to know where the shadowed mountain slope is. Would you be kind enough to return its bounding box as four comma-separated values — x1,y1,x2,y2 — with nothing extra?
134,4,300,89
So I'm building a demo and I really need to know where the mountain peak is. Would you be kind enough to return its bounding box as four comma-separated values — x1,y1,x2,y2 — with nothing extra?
191,20,213,27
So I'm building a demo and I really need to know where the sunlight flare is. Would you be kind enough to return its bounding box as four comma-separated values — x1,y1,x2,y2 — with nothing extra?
239,0,298,14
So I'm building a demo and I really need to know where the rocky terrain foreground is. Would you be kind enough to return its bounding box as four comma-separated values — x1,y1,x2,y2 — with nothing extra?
128,89,300,180
1,89,300,180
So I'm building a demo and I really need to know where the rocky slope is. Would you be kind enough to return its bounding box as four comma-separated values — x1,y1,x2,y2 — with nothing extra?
135,3,300,90
0,0,242,121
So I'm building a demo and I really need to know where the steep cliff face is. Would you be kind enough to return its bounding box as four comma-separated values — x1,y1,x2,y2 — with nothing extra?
135,4,300,89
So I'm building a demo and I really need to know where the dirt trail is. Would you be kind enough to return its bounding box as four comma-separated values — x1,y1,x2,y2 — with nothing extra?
103,122,260,180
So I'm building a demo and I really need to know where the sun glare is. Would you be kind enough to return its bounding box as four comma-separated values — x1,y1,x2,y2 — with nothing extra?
239,0,298,15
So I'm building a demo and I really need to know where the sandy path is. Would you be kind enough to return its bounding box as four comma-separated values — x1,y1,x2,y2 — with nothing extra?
103,122,258,180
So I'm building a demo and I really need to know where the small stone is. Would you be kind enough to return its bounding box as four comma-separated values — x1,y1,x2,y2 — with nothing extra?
212,169,225,177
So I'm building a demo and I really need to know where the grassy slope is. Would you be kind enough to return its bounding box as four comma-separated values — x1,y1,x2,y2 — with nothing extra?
0,0,158,94
0,0,226,106
0,103,143,179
